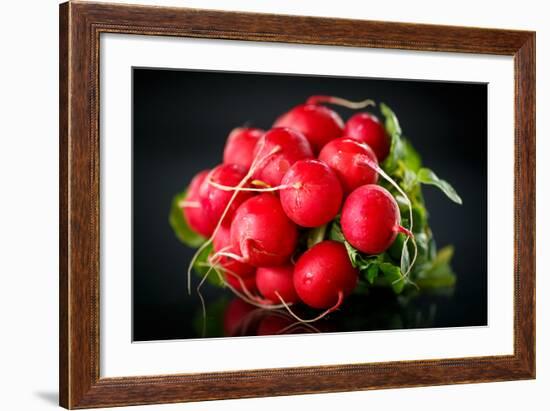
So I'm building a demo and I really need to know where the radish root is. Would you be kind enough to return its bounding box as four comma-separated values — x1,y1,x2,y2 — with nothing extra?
179,199,200,208
275,290,344,323
277,321,322,335
195,259,219,336
207,179,298,193
213,250,247,264
306,95,376,110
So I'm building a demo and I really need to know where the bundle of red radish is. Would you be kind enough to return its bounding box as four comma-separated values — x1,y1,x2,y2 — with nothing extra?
170,96,463,322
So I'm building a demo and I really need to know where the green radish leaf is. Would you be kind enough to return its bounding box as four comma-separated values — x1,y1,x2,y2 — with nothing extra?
366,264,379,284
414,232,430,260
401,139,422,171
395,194,408,204
428,236,437,261
416,268,456,289
192,242,224,287
380,263,406,294
307,224,327,248
417,168,463,205
416,275,455,289
192,242,214,276
388,233,406,261
431,245,454,267
328,220,345,243
402,168,417,192
382,134,403,173
341,236,381,275
344,241,361,267
169,190,206,248
411,202,428,232
380,104,404,173
416,246,456,289
380,103,402,136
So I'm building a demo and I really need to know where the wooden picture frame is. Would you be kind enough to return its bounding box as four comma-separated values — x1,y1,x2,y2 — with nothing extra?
59,1,535,408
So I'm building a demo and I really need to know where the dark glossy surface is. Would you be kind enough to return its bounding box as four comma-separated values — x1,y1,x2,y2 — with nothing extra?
135,289,462,341
132,68,487,341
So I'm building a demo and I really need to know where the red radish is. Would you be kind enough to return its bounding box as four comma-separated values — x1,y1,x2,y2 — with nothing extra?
341,184,406,254
293,241,358,310
225,272,257,294
318,138,378,194
273,104,343,153
256,265,299,304
223,127,264,169
199,163,254,227
279,159,343,227
252,127,313,187
213,225,255,278
230,193,298,267
344,112,390,161
223,298,256,336
181,170,215,237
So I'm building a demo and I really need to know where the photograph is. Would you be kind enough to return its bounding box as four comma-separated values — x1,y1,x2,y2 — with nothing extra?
0,0,542,409
132,68,488,341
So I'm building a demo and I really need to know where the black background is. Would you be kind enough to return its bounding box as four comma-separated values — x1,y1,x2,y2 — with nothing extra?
132,68,487,341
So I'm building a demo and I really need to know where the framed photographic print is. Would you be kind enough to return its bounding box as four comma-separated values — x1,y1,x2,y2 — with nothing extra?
59,1,535,409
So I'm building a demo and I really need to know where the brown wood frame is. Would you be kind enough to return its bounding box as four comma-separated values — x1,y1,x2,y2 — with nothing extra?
59,1,536,408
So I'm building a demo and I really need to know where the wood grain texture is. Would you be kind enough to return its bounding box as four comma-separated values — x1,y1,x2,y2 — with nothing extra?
514,34,536,375
59,2,69,407
59,1,536,408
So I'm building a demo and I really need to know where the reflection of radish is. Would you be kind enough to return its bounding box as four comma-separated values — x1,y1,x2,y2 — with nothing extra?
230,194,298,267
294,241,358,310
279,159,343,227
213,225,255,278
181,170,215,237
223,127,264,169
223,298,255,336
256,265,299,304
341,184,407,254
199,164,254,227
257,314,294,336
344,112,390,161
252,127,313,187
273,103,344,153
318,138,378,195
